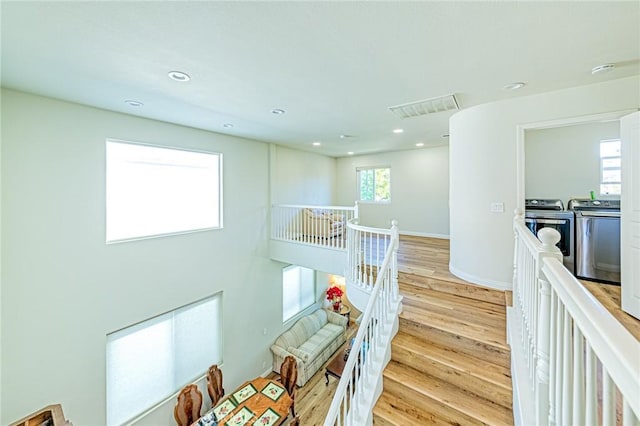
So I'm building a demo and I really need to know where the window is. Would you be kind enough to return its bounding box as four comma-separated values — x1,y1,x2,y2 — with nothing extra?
106,140,222,243
282,265,315,322
106,294,222,425
600,139,621,195
357,167,390,202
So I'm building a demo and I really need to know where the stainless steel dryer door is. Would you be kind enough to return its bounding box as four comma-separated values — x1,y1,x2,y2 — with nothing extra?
575,214,621,284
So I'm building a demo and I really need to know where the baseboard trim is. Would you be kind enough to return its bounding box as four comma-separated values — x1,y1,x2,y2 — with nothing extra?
260,367,273,378
448,263,512,291
399,230,450,240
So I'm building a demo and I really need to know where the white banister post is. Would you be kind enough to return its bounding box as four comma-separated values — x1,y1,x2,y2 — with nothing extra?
354,201,359,220
536,276,551,425
535,227,562,426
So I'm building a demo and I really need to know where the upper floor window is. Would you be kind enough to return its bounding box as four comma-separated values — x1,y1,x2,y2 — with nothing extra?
106,294,223,425
357,167,391,203
106,140,222,243
600,139,621,196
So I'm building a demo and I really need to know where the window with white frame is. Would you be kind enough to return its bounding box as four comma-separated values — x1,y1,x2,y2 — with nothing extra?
106,139,222,243
357,167,391,203
106,294,222,426
282,265,315,322
600,139,621,196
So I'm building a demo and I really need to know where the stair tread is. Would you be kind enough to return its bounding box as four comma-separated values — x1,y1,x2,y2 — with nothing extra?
384,360,513,425
400,314,511,369
399,282,506,315
393,332,511,390
373,391,456,425
398,272,507,306
401,303,508,349
399,284,507,330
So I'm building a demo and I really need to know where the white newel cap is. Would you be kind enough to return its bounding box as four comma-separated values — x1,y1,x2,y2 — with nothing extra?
537,227,561,250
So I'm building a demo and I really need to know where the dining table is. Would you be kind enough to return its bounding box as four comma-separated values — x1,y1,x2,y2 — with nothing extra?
195,376,293,426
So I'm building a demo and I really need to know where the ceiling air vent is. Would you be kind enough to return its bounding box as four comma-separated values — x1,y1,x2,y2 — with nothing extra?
388,94,459,119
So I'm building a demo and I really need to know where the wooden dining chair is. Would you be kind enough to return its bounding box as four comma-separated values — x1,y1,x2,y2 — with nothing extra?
174,384,203,426
289,415,300,426
280,355,298,417
206,364,225,406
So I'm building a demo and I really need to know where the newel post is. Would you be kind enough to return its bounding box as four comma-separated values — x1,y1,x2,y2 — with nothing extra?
354,201,359,220
535,227,562,426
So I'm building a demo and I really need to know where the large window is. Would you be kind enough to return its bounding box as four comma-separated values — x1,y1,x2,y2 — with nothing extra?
357,167,390,203
282,265,315,322
106,139,222,243
600,139,621,196
106,294,222,425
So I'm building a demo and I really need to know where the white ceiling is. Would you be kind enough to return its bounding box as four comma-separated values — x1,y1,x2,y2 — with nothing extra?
1,1,638,157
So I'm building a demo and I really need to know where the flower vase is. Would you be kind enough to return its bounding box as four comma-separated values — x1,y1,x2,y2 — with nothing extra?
333,301,341,312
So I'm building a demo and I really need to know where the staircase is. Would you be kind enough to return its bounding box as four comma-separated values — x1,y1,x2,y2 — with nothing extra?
373,237,513,425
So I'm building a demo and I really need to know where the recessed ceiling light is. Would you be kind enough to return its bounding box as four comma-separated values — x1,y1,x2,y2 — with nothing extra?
223,123,234,128
415,143,425,147
168,70,191,82
271,109,285,115
347,152,354,155
393,128,404,134
340,134,355,139
312,142,321,146
591,64,615,75
124,100,144,107
503,82,526,90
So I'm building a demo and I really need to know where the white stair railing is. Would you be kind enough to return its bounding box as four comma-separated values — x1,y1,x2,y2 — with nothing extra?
512,210,640,425
346,218,392,291
271,204,357,250
325,220,401,426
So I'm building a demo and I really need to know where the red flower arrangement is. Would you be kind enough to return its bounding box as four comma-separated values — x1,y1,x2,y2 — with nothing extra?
326,286,344,302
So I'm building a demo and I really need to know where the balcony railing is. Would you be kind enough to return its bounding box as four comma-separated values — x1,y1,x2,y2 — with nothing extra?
271,204,358,250
324,219,401,425
511,210,639,425
346,218,393,292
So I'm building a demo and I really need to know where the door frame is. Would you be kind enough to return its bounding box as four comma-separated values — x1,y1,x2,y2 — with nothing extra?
515,108,638,210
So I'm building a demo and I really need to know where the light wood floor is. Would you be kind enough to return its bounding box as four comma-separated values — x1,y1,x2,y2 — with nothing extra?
580,280,640,341
273,235,507,425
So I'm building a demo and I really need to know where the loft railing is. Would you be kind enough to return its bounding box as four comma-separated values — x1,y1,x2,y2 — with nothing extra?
271,203,358,250
346,218,395,292
324,219,401,426
512,210,639,425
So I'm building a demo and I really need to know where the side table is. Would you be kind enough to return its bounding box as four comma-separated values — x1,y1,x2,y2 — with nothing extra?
328,305,351,325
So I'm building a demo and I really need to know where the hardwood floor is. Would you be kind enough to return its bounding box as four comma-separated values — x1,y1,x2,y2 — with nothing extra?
278,235,513,425
580,280,640,341
375,236,513,425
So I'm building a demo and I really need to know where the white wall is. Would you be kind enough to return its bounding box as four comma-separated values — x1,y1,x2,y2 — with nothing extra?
449,76,639,289
335,146,450,237
526,121,620,203
270,145,337,205
0,89,291,425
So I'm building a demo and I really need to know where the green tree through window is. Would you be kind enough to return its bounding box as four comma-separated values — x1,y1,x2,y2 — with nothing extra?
358,167,390,202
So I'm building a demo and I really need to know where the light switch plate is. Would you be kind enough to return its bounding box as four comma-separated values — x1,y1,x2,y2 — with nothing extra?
491,202,505,213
